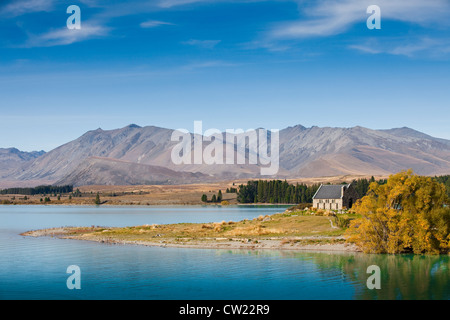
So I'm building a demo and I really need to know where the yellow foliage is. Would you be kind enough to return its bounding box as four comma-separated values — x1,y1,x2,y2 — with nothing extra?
346,170,450,254
316,209,325,216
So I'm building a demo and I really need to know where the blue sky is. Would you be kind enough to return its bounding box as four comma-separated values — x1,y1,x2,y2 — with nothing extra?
1,0,450,151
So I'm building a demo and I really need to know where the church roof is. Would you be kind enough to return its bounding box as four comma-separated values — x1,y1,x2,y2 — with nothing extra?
313,184,348,199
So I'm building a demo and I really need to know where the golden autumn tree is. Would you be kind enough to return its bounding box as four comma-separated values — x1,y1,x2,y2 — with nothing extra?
346,170,450,254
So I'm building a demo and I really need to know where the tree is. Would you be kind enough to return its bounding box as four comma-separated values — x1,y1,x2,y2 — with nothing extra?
94,193,101,205
217,190,222,202
211,194,217,203
346,170,450,254
201,194,208,203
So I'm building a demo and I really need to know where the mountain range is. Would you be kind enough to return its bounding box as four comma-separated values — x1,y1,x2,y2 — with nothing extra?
1,124,449,187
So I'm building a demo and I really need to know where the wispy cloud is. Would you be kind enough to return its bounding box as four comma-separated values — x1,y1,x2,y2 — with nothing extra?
0,0,55,17
0,0,260,48
1,0,219,47
157,0,210,8
254,0,450,58
271,0,450,39
348,44,381,55
182,60,237,70
22,24,110,47
182,39,221,49
243,40,291,52
157,0,266,9
350,37,450,59
140,20,175,28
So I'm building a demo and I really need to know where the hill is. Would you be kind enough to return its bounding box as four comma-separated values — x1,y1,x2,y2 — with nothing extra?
2,124,449,186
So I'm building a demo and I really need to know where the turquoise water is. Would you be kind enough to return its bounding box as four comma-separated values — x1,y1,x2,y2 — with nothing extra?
0,205,448,300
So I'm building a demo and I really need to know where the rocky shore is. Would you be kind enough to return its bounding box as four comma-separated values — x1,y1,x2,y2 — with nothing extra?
22,227,359,252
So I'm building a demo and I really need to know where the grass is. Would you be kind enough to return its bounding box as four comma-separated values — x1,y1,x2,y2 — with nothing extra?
60,212,346,245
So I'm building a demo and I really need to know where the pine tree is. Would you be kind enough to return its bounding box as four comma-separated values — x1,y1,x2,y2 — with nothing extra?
95,193,101,205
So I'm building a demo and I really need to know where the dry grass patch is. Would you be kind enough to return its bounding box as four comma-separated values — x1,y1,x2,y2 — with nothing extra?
55,212,345,245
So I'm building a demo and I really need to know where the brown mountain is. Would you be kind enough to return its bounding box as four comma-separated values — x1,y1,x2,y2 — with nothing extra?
2,124,449,186
279,125,450,177
54,157,213,186
0,148,45,178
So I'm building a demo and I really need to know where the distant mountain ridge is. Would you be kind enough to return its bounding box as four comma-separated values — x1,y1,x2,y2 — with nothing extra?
54,157,213,186
0,148,45,178
1,124,449,187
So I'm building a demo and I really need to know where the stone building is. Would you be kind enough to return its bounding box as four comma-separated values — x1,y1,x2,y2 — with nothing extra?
312,183,360,210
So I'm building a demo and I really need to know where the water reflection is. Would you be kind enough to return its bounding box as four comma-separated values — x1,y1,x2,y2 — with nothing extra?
217,250,450,300
1,206,448,300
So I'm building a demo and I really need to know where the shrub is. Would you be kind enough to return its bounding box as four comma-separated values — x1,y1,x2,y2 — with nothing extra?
315,209,325,216
346,170,450,254
334,216,351,229
287,203,312,211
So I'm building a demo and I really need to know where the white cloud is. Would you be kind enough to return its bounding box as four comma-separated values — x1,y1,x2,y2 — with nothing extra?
271,0,450,39
157,0,267,9
0,0,54,17
23,24,110,47
182,39,221,49
157,0,210,8
140,20,175,28
182,60,237,70
350,37,450,58
256,0,450,58
348,44,381,55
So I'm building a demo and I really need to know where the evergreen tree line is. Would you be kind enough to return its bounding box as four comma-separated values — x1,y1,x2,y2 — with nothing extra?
237,177,390,204
353,175,450,199
237,180,321,204
434,175,450,198
237,175,449,205
352,177,387,199
202,190,223,203
0,185,73,196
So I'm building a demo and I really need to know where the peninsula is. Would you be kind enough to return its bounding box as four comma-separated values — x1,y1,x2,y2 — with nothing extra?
22,209,359,252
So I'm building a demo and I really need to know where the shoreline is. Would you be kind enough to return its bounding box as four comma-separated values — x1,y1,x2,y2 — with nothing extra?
21,227,360,252
2,203,292,208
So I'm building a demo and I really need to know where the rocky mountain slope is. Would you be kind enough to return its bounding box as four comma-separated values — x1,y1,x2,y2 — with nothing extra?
2,124,449,186
54,157,213,186
0,148,45,178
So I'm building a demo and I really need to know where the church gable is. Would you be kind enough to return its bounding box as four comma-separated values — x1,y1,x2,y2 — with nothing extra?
312,183,360,210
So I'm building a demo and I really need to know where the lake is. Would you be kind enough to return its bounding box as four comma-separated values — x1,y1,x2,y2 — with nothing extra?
0,205,448,300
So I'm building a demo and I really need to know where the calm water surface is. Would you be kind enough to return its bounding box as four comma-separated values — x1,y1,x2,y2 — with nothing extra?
0,205,448,300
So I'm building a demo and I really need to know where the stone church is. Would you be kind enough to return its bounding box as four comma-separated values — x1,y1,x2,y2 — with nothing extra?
312,183,360,210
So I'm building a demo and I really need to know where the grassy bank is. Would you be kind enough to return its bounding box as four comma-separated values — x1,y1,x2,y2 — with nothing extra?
22,210,358,251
